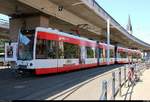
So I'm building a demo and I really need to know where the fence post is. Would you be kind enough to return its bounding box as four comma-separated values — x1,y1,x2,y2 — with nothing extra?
112,72,115,100
119,68,122,96
100,80,107,100
104,81,107,100
124,66,126,87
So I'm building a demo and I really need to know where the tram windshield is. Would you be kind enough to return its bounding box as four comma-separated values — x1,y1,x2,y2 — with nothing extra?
18,30,35,60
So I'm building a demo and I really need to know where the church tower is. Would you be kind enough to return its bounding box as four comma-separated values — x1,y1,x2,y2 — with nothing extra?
127,15,133,34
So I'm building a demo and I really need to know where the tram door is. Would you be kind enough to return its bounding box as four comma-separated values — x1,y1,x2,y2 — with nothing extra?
128,52,132,63
80,46,86,68
97,48,101,65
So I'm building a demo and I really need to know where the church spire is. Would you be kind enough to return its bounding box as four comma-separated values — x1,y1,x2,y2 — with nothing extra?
127,15,133,34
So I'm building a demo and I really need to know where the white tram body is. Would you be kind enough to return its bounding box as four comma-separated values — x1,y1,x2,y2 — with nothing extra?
131,50,142,63
15,27,142,75
137,50,142,62
116,47,129,64
16,27,115,75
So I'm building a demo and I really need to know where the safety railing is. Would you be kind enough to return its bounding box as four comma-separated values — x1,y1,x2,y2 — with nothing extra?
99,62,148,100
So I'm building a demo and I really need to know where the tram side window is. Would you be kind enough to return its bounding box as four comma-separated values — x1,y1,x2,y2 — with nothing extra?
105,49,108,58
47,40,57,59
103,49,114,58
120,52,127,58
64,42,79,59
110,49,115,58
138,54,142,59
132,53,137,59
36,39,57,59
86,47,95,58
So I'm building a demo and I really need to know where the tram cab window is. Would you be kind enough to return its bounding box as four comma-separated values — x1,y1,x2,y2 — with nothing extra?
36,39,57,59
18,30,35,60
64,42,80,59
86,47,95,58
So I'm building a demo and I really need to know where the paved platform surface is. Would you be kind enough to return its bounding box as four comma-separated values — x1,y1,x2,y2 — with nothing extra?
116,68,150,100
47,66,150,100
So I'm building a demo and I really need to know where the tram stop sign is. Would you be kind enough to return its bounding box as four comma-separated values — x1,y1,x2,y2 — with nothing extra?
4,42,18,62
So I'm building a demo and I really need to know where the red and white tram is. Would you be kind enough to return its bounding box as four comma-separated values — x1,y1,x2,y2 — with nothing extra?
17,27,115,75
116,47,129,64
137,50,142,62
132,50,142,63
15,27,142,75
99,43,115,65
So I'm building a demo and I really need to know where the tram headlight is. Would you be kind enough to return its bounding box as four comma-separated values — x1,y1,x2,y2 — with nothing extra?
30,63,33,66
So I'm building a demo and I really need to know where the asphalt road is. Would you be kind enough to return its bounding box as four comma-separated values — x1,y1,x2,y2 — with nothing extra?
0,64,124,100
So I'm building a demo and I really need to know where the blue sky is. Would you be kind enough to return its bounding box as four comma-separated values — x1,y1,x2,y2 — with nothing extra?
0,0,150,44
96,0,150,44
